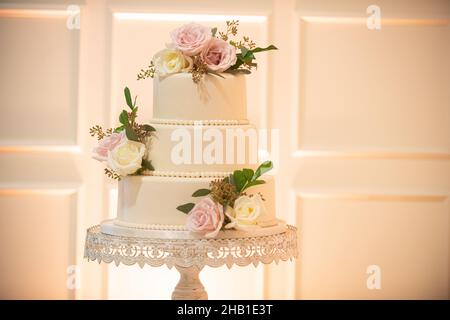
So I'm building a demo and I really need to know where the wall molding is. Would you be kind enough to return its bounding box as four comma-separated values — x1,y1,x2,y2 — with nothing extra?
300,16,450,26
292,150,450,160
296,192,448,202
0,145,81,154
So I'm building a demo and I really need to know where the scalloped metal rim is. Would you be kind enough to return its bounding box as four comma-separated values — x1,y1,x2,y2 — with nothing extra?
84,224,298,269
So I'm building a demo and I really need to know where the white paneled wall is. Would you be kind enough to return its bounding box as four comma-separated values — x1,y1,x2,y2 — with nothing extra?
286,0,450,299
0,0,448,299
0,0,105,300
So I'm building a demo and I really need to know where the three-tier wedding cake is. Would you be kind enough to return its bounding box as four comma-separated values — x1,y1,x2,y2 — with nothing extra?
91,21,285,239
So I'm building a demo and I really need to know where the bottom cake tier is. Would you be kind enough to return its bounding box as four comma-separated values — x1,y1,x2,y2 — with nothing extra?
114,174,278,229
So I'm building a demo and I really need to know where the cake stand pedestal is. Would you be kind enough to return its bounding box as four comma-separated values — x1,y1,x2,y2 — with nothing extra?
84,225,297,300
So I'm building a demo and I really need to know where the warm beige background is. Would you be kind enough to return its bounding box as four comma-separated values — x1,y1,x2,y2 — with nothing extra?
0,0,449,299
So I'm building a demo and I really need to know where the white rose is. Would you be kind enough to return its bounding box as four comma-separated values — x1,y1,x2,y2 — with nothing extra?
225,194,266,231
153,48,193,76
107,139,145,176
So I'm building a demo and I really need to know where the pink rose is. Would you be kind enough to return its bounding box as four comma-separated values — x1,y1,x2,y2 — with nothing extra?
92,131,125,162
200,38,237,72
170,23,212,56
186,198,224,238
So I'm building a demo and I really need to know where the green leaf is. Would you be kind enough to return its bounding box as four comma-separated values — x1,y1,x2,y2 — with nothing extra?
192,189,211,197
230,53,245,70
141,158,154,171
242,168,254,181
240,46,249,57
124,87,133,109
176,203,195,214
211,27,217,37
114,125,125,132
243,51,255,61
242,179,265,191
119,110,128,125
125,123,139,141
253,161,273,179
142,124,156,132
233,170,247,192
224,69,252,75
251,45,278,53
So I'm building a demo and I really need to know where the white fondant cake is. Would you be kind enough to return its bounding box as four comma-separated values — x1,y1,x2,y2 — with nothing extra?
103,73,281,236
115,175,277,227
153,73,247,121
146,123,260,172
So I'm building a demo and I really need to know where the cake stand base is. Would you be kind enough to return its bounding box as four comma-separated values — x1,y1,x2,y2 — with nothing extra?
84,224,298,300
172,266,208,300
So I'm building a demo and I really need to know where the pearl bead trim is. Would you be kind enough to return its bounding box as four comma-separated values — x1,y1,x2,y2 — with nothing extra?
114,219,188,231
141,170,231,178
149,118,249,126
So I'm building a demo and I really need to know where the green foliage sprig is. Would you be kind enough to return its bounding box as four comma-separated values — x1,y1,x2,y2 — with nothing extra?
218,20,239,41
176,161,273,214
137,61,156,80
228,45,278,73
104,168,121,180
90,87,156,180
215,20,278,74
116,87,156,144
90,125,112,140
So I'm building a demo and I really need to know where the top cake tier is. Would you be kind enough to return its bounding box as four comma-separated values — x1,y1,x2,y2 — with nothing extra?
153,73,247,121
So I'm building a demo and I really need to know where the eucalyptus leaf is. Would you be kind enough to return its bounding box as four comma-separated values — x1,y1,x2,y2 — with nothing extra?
242,179,266,191
233,170,247,192
251,45,278,53
114,125,125,133
124,87,133,109
253,161,273,179
242,168,254,181
176,203,195,214
192,189,211,197
229,54,245,70
125,123,139,142
243,51,255,61
240,46,249,57
119,110,128,125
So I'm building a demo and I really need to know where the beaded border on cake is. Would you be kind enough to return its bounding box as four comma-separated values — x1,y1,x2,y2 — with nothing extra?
141,170,231,178
114,219,188,231
149,118,249,126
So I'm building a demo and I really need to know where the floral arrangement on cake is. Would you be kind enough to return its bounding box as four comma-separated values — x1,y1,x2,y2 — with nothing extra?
176,161,273,237
90,87,155,179
137,20,277,83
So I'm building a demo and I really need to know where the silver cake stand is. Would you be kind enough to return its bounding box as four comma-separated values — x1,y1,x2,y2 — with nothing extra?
84,224,298,300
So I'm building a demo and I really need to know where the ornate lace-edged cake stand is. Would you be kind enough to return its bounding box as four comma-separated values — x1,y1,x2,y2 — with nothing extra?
84,223,298,300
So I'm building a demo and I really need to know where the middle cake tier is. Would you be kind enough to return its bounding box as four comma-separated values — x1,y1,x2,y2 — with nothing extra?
147,122,261,172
